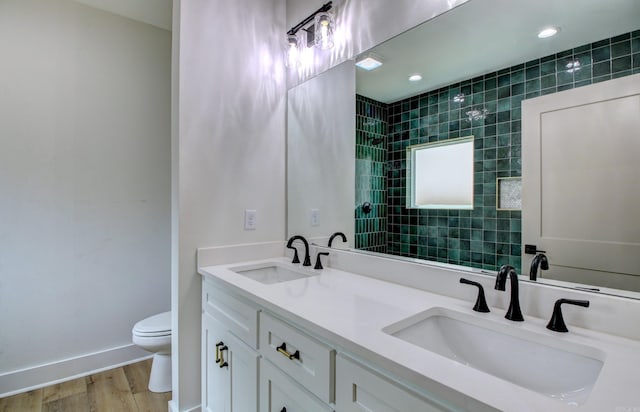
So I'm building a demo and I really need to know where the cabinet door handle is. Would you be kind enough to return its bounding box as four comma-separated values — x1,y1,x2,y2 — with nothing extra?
215,341,224,364
219,345,229,368
276,342,300,360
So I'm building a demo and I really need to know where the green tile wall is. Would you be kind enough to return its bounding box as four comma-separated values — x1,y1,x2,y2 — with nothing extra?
357,30,640,273
355,95,387,252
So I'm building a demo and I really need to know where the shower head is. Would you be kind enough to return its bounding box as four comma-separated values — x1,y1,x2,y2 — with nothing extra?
368,136,385,145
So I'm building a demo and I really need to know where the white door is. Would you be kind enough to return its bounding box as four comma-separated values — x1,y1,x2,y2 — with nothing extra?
522,74,640,291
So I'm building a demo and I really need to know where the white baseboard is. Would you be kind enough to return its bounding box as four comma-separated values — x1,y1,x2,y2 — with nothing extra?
0,343,150,397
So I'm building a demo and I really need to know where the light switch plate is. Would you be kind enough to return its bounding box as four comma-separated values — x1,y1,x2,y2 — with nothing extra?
311,209,320,227
244,209,257,230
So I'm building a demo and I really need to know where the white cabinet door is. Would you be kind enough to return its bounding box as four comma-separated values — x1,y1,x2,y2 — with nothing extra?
335,355,454,412
226,331,260,412
260,358,333,412
203,313,231,412
202,313,259,412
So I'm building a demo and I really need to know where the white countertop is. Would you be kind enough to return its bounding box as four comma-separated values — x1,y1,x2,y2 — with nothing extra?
199,257,640,412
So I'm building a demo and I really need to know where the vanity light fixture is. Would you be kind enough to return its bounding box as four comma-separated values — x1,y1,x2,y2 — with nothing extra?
538,26,560,38
285,34,301,68
408,74,423,82
285,2,334,68
314,11,335,50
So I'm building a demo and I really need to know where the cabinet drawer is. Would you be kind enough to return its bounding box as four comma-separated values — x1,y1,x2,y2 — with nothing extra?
260,358,333,412
336,354,456,412
259,312,335,404
203,279,259,348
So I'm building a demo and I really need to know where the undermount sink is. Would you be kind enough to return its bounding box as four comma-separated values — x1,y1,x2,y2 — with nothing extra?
229,261,317,284
383,307,604,405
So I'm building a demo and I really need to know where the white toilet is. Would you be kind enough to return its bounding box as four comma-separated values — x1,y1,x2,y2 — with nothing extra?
132,311,172,392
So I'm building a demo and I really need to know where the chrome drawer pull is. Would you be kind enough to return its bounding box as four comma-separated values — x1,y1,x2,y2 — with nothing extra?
276,342,300,360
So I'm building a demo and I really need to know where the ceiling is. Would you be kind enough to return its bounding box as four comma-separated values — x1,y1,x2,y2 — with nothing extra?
73,0,172,31
356,0,640,103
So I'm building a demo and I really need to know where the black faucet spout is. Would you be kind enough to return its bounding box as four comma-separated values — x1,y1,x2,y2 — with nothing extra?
328,232,347,248
286,235,311,266
529,253,549,281
495,265,524,321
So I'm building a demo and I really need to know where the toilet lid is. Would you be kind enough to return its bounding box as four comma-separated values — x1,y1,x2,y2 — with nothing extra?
133,311,171,336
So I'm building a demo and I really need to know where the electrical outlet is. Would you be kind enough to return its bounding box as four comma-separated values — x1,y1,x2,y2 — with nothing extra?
244,209,256,230
311,209,320,226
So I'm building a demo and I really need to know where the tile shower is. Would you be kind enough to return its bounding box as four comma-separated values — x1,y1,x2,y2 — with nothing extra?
355,30,640,273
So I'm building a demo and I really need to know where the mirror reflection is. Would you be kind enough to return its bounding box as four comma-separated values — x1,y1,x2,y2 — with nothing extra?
288,0,640,296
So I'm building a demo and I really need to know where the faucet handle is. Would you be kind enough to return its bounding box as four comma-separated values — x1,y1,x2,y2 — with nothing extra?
286,244,300,264
460,278,490,313
314,252,329,270
546,298,590,333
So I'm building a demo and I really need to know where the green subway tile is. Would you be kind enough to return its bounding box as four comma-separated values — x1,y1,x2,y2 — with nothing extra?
525,65,540,80
574,65,592,81
593,45,612,62
511,82,524,96
593,61,611,76
612,40,632,58
511,69,524,83
540,74,556,89
557,70,573,85
540,60,556,75
613,56,632,72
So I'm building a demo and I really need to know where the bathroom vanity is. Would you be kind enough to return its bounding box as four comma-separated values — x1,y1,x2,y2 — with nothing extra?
198,242,640,412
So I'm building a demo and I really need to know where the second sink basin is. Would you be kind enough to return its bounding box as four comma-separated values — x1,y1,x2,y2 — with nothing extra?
383,307,604,405
229,261,317,284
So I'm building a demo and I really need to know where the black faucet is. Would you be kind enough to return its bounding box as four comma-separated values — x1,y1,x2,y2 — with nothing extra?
529,253,549,281
314,252,329,269
459,278,490,313
286,242,300,264
546,298,590,333
286,235,311,266
495,265,524,321
328,232,347,248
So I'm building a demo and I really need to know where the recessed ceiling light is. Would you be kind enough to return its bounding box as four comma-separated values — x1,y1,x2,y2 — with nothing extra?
538,26,560,39
356,56,383,71
408,74,422,82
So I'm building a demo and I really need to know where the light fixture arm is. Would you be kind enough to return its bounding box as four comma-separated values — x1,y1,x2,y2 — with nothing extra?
287,1,332,36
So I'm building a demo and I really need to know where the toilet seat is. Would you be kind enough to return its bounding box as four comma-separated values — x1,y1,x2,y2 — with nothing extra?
133,311,171,337
134,329,171,338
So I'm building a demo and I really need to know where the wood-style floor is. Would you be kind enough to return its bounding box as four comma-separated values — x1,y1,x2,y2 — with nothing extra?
0,359,171,412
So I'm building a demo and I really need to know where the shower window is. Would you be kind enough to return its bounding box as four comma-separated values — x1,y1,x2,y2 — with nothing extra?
406,136,474,209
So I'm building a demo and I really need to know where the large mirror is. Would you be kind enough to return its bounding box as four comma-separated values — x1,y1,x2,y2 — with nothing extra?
287,0,640,297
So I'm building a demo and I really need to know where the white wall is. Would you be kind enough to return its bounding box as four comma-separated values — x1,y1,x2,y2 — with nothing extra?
287,60,356,242
0,0,171,395
173,0,286,409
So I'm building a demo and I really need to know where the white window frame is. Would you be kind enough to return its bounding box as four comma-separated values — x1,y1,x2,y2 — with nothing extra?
406,136,474,210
